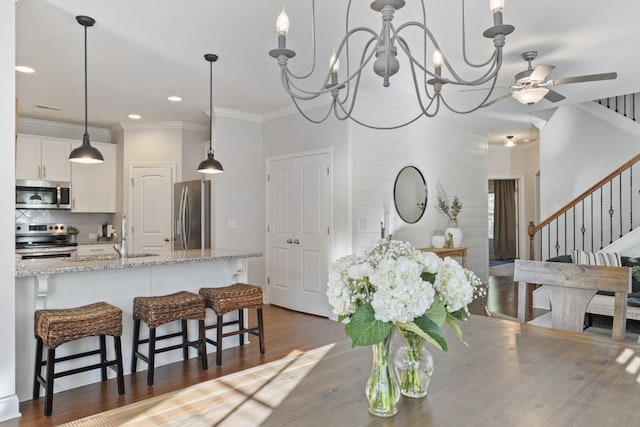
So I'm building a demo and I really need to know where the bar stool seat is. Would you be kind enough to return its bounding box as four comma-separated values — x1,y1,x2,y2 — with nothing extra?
131,291,207,385
199,283,265,366
33,302,124,417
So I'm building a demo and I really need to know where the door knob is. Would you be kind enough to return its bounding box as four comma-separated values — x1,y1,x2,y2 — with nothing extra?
287,239,293,244
293,239,300,244
164,238,170,242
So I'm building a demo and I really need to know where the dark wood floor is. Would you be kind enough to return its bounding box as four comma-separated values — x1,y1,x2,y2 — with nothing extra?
1,278,520,427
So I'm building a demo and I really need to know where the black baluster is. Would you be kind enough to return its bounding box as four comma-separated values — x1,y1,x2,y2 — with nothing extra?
581,199,586,250
609,180,614,244
572,207,576,252
624,94,628,118
547,226,551,260
619,173,623,238
631,164,634,231
564,213,567,255
600,186,604,250
555,218,560,257
591,195,594,252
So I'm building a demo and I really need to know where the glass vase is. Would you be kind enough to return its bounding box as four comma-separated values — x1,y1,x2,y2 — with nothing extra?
394,329,434,398
365,334,399,417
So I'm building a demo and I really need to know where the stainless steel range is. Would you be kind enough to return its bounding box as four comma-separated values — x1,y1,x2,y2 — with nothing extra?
15,223,78,259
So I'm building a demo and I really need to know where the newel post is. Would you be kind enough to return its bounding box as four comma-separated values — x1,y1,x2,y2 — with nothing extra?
528,221,536,261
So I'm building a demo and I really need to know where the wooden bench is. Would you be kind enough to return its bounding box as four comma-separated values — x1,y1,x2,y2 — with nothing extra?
515,260,631,340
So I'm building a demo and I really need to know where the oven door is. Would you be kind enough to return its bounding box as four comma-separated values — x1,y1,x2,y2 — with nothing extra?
16,246,77,259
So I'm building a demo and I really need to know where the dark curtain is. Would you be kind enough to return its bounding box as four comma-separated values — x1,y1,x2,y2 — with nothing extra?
494,180,517,260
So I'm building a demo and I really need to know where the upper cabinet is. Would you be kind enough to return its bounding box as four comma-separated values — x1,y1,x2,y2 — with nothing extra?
71,142,117,213
16,134,71,182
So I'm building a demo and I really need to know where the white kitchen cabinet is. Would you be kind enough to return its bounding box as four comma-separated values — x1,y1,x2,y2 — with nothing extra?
76,243,115,257
71,142,117,213
16,134,71,182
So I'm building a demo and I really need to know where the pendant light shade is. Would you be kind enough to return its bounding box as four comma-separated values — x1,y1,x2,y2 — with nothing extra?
198,53,223,174
70,15,103,164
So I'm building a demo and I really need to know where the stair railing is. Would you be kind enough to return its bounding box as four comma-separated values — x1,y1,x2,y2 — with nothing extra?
597,93,639,122
529,153,640,260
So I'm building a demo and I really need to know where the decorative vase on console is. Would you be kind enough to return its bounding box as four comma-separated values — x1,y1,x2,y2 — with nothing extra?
445,220,463,248
431,230,445,249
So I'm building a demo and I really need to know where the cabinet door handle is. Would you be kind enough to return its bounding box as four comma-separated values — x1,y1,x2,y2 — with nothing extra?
37,165,41,179
42,165,46,179
293,239,300,244
72,198,75,210
286,239,293,244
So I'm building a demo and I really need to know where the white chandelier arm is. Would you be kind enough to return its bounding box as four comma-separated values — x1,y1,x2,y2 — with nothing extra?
290,96,335,124
286,0,319,80
393,23,500,86
280,70,325,101
459,0,496,68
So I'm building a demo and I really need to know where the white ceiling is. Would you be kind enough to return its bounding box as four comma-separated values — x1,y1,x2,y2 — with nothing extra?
14,0,640,145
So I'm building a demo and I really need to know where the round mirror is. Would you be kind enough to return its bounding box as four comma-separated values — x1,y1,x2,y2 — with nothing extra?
393,166,427,224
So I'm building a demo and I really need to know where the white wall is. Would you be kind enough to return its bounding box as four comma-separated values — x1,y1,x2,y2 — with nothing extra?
0,1,20,421
488,142,540,260
213,114,265,285
540,103,640,219
350,104,489,280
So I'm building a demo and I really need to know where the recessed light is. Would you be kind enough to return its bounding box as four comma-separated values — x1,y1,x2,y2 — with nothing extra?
128,114,142,120
168,96,182,102
15,65,35,73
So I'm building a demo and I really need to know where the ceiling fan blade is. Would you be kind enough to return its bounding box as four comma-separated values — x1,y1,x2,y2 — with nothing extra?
552,72,618,85
544,89,566,103
482,92,513,107
529,64,555,82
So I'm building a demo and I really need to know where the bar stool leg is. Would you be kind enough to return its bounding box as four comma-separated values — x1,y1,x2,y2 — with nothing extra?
147,327,156,386
216,314,224,366
198,319,208,370
44,348,55,417
114,336,125,395
181,319,189,360
33,338,43,399
238,309,245,346
131,318,140,374
99,335,107,381
257,308,265,354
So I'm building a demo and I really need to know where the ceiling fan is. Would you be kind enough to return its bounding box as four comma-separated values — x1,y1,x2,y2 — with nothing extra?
483,50,617,107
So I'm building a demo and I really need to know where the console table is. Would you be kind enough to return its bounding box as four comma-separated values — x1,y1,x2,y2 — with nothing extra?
419,246,467,267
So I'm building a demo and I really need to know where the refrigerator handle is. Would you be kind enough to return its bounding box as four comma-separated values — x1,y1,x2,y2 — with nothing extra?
184,187,191,249
179,186,188,250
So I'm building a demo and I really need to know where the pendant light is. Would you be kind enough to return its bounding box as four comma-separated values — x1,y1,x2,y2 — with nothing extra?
198,53,224,174
69,15,104,164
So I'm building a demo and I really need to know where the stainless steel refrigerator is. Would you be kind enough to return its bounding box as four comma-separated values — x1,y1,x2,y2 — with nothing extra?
174,180,211,250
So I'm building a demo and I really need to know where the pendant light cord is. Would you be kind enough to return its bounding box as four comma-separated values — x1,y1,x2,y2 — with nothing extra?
209,58,213,155
84,23,88,137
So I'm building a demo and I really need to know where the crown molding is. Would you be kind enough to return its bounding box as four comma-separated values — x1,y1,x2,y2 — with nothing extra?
18,117,111,142
116,121,208,132
213,107,262,123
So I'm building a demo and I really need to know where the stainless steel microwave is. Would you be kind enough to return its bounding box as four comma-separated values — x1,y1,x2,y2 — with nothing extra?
16,180,71,209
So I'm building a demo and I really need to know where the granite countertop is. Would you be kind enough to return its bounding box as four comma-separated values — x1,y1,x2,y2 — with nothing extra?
16,249,263,277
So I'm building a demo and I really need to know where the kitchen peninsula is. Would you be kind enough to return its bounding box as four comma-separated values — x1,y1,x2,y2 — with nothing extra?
14,249,262,402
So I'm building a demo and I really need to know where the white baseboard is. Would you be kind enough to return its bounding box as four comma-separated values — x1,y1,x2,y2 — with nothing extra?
0,394,21,423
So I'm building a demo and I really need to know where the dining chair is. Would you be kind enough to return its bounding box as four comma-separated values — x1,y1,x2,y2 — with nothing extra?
514,259,630,340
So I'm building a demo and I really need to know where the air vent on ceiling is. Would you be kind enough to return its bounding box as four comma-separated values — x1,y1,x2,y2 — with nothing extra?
35,104,62,111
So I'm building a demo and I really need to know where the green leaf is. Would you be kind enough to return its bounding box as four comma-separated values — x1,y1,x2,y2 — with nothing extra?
445,313,467,346
344,303,393,347
449,308,469,321
425,298,446,326
337,314,348,325
421,271,436,284
410,315,448,352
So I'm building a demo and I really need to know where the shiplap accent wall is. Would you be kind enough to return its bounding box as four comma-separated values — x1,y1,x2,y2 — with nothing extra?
349,110,489,280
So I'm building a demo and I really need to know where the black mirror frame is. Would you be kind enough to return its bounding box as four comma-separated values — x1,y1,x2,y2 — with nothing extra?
393,165,428,224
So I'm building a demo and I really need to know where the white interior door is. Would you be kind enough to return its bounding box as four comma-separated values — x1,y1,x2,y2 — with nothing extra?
267,152,332,317
130,165,174,254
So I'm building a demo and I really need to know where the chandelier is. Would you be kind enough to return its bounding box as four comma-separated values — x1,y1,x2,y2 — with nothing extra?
268,0,515,129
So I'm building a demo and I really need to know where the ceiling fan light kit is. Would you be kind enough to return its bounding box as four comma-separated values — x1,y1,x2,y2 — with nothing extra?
69,15,104,164
269,0,515,129
484,49,618,107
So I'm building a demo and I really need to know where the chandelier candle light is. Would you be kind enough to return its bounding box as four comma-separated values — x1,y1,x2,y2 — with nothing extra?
269,0,514,129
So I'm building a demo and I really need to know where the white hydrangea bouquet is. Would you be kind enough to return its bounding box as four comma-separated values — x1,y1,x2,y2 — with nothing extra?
327,239,484,416
327,239,483,349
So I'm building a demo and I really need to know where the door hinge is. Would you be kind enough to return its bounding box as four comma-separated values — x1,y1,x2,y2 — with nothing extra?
267,173,270,182
326,166,330,175
131,178,134,187
267,225,270,233
267,277,270,285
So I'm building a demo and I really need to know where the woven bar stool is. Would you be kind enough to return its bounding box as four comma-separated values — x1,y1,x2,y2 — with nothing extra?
199,283,265,366
131,291,207,386
33,302,124,417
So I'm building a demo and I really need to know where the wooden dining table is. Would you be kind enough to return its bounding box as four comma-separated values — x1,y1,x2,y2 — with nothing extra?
260,315,640,426
62,315,640,427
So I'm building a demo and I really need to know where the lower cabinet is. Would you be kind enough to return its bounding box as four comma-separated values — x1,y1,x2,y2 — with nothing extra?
71,142,117,213
76,244,115,257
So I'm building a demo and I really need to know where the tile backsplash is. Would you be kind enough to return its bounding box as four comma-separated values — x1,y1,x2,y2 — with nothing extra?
16,209,115,240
